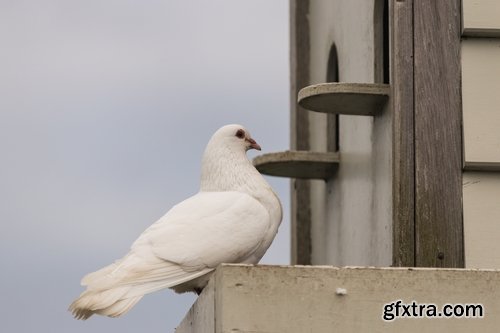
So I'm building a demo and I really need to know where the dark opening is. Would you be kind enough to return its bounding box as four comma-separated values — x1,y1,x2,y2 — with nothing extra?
326,44,339,83
326,43,340,152
383,0,389,84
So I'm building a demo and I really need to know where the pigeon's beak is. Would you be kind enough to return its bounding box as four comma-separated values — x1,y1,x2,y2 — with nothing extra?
246,137,261,151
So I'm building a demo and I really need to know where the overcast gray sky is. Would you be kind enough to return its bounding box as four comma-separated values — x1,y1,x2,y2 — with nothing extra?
0,1,289,332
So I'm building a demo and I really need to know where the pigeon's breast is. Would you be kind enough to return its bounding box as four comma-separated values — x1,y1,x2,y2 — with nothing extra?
243,187,282,263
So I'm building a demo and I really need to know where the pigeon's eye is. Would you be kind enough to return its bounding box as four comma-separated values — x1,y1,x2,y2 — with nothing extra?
235,129,245,139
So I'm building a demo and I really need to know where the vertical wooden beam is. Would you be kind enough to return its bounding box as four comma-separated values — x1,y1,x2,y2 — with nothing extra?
290,0,311,265
413,0,464,267
391,0,415,266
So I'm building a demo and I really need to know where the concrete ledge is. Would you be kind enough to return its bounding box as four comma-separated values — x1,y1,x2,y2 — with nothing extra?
176,264,500,333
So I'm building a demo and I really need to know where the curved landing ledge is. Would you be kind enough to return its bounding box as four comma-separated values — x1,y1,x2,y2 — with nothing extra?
253,150,339,180
298,83,390,116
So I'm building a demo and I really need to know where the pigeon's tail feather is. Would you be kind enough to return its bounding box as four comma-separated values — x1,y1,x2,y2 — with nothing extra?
69,275,195,320
96,295,143,318
69,286,142,320
81,261,121,286
69,253,215,319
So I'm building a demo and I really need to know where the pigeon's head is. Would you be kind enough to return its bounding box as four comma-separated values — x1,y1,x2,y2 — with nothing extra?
212,124,261,152
201,124,263,190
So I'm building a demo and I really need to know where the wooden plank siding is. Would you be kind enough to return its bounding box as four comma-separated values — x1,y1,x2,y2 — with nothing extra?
463,173,500,269
462,0,500,37
289,0,464,268
391,0,415,267
413,0,464,267
290,0,312,265
462,38,500,169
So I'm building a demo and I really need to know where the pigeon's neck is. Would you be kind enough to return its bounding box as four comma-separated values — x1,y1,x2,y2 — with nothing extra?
200,145,265,194
200,143,283,228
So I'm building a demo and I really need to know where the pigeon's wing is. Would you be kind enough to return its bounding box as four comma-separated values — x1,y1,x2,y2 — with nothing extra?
135,191,271,270
77,191,269,303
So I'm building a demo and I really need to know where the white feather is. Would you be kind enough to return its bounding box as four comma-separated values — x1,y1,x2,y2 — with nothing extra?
69,124,282,319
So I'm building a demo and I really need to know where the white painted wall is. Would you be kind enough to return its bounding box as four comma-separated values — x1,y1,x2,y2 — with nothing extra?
462,0,500,36
307,0,392,266
464,172,500,269
461,4,500,270
462,38,500,168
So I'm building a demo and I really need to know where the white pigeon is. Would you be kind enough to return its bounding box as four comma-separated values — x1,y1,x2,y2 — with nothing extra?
69,124,282,320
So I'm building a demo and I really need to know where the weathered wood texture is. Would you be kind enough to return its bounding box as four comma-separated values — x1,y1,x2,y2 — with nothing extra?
414,0,463,267
290,0,311,265
391,0,415,266
177,265,500,333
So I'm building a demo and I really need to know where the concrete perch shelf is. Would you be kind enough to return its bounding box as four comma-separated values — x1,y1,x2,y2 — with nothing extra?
298,83,390,115
176,265,500,333
253,150,339,180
